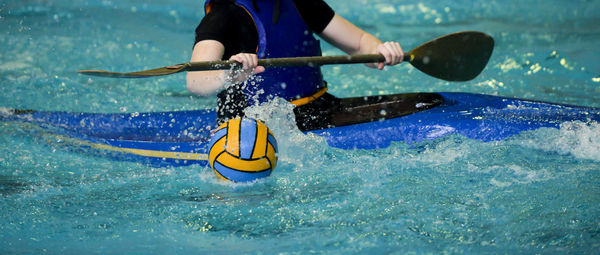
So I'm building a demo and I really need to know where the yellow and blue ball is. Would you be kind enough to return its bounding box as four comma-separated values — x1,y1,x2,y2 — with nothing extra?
208,117,278,182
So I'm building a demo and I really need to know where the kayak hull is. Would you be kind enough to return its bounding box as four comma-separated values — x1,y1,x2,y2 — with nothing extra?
4,92,600,167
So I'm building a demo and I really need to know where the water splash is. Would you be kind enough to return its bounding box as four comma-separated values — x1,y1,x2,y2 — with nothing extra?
512,121,600,162
244,98,330,169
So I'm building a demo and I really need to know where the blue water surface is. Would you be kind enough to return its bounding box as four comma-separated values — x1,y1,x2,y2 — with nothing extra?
1,0,599,254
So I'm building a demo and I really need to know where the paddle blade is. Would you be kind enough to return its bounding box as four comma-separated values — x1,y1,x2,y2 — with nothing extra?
408,31,494,81
78,64,189,78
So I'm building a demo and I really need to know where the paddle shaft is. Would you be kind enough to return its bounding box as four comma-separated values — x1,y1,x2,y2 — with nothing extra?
185,54,405,71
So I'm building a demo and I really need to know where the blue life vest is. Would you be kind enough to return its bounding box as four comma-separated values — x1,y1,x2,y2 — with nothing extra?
204,0,325,104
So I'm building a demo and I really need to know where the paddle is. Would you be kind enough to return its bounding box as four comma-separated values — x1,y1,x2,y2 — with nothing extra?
78,31,494,82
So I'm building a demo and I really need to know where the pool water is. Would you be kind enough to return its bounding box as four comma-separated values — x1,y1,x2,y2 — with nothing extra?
1,0,599,253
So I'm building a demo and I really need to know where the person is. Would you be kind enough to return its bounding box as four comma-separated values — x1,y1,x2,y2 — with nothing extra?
186,0,404,130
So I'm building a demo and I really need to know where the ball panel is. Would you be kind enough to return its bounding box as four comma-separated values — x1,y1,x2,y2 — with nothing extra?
267,133,278,153
225,118,241,157
210,127,228,144
212,167,229,181
213,161,271,182
240,117,258,160
266,142,277,169
208,136,226,169
215,152,272,172
251,121,268,160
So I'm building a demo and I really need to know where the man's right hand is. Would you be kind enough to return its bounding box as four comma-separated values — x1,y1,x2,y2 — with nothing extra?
228,53,265,83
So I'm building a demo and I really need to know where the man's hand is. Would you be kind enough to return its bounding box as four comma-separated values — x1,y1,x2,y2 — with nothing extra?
228,53,265,83
374,41,404,70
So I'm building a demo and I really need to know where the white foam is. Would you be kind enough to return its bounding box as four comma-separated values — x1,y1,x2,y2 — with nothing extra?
516,121,600,161
0,107,14,116
494,164,553,186
553,121,600,160
244,98,329,169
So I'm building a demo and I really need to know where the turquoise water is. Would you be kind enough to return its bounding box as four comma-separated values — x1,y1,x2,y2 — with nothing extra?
1,0,600,253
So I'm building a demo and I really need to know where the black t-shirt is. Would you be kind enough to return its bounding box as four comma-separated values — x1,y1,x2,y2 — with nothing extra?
194,0,335,60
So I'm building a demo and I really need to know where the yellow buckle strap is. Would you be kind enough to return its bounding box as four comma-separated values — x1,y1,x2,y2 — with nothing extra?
289,87,328,107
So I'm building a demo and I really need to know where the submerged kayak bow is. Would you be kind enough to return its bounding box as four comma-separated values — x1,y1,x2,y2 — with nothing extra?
78,31,494,82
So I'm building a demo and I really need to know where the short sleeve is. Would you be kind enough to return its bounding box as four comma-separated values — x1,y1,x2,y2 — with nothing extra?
194,4,233,45
193,1,259,59
293,0,335,34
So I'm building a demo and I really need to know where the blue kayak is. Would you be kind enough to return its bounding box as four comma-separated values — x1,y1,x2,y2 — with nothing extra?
3,92,600,167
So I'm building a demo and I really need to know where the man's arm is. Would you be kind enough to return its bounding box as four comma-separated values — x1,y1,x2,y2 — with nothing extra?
318,14,404,70
186,40,264,96
186,40,228,96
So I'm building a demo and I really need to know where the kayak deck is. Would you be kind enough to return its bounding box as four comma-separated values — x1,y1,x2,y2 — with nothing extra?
3,92,600,167
314,92,600,150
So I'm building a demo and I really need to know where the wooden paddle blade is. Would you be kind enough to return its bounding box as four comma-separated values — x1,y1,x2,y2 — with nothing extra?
78,64,189,78
408,31,494,81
